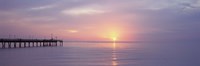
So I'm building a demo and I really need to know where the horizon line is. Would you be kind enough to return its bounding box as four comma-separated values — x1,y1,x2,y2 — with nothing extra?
63,40,141,43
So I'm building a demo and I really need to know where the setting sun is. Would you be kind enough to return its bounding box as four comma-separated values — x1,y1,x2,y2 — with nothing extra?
112,37,117,41
109,31,119,41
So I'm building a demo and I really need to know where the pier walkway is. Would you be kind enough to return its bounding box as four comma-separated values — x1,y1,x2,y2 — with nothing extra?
0,39,63,48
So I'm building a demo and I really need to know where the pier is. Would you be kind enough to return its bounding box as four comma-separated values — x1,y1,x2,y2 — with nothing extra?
0,39,63,48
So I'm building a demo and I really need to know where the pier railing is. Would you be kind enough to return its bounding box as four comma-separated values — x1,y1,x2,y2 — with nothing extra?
0,39,63,48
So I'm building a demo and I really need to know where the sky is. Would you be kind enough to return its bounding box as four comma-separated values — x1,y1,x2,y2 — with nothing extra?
0,0,200,42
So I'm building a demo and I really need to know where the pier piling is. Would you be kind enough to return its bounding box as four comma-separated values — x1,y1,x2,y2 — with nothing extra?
0,39,63,49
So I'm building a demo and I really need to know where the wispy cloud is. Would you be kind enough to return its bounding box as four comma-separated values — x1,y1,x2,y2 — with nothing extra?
30,4,57,10
61,5,106,16
66,29,79,33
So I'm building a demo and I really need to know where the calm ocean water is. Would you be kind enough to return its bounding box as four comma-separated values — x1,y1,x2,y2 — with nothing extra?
0,42,200,66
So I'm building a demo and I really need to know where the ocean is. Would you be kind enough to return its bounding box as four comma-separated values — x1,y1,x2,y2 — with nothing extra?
0,42,200,66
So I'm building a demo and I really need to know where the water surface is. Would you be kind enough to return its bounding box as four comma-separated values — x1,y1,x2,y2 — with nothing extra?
0,42,200,66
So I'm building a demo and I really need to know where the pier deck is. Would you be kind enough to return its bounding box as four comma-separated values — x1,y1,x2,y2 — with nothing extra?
0,39,63,48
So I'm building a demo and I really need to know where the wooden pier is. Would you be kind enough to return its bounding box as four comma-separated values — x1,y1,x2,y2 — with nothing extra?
0,39,63,48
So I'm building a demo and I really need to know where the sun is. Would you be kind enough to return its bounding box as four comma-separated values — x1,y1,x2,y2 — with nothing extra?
109,32,119,42
112,37,117,41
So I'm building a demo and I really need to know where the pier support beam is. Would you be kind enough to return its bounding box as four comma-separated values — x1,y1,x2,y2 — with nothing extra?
2,42,5,48
60,42,63,46
28,42,31,47
8,42,11,48
14,42,17,48
36,42,38,47
32,42,34,47
55,42,57,46
49,42,51,46
43,42,45,47
24,42,26,48
39,42,41,47
0,42,1,48
19,42,22,48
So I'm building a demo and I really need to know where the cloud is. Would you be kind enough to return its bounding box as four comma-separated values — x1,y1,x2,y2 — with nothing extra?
0,0,58,11
30,4,57,10
61,6,106,16
66,29,79,33
62,8,105,16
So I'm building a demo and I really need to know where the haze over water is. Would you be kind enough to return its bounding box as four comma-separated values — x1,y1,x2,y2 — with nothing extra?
0,42,199,66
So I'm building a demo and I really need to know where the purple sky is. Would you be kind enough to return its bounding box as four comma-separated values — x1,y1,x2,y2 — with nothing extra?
0,0,200,41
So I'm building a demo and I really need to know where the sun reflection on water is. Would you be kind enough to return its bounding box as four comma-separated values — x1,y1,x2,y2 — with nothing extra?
112,42,118,66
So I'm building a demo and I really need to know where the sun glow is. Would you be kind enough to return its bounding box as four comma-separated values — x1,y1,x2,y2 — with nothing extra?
112,37,117,41
109,31,119,42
